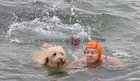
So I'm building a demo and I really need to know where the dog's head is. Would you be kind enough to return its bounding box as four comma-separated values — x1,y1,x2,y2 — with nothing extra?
44,46,67,67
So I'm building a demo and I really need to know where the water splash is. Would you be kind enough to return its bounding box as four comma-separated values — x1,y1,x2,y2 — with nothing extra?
112,50,131,58
6,15,91,44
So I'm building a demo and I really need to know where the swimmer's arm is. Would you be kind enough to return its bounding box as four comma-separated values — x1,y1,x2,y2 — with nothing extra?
69,60,83,67
107,56,124,67
70,61,80,66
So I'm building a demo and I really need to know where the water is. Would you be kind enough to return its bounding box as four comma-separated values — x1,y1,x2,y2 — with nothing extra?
0,0,140,81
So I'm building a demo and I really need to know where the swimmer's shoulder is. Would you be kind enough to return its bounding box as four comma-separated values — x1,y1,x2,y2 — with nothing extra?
101,55,124,66
101,55,109,63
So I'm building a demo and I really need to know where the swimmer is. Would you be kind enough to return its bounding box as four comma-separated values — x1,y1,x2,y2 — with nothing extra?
70,41,124,67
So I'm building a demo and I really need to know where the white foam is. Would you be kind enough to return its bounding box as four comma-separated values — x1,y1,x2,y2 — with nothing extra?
10,39,21,43
7,15,91,43
113,50,131,57
49,16,61,23
71,8,75,15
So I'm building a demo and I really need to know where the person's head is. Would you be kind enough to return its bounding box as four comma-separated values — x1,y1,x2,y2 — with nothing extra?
85,41,102,63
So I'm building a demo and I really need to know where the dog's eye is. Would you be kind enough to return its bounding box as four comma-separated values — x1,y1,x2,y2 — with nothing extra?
53,53,56,56
61,53,64,56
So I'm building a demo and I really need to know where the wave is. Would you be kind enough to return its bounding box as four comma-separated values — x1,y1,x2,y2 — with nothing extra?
6,15,92,44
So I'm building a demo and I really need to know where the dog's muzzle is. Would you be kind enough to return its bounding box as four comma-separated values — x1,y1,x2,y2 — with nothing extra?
59,58,64,63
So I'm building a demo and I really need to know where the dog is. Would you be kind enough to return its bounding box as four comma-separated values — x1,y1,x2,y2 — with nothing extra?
31,43,67,68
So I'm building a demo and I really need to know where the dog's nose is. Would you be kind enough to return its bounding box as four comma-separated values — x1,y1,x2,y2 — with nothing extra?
59,58,63,62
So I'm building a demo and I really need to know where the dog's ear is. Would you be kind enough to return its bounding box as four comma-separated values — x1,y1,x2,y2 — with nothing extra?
44,57,49,65
42,43,52,49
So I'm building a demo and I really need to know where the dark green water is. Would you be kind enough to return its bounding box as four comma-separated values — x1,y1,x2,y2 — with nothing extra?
0,0,140,81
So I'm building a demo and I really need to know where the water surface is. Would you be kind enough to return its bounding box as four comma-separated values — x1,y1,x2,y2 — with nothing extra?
0,0,140,81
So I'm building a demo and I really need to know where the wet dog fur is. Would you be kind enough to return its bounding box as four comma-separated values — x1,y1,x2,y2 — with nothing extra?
31,43,67,68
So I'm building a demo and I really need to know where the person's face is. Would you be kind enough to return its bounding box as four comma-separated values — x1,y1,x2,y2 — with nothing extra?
85,48,99,63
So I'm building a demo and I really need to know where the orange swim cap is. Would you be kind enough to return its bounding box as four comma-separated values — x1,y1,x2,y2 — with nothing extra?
86,41,102,61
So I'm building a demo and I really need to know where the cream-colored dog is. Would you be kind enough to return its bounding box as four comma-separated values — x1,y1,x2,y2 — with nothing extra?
31,43,67,68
